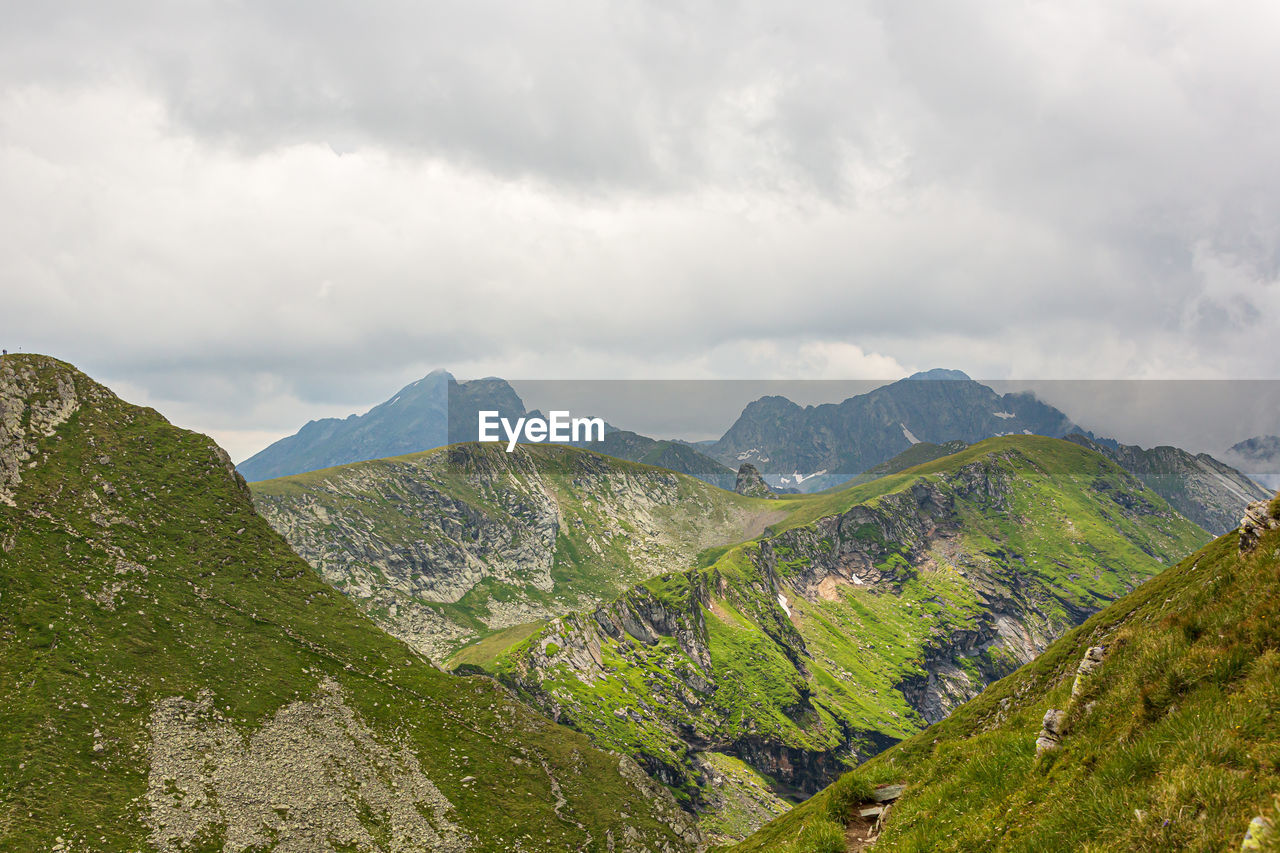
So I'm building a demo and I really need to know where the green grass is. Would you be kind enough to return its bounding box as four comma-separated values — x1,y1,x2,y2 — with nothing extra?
484,434,1207,839
446,620,547,669
0,354,695,852
731,524,1280,852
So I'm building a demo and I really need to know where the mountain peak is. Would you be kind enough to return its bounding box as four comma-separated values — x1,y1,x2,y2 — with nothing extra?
906,368,972,382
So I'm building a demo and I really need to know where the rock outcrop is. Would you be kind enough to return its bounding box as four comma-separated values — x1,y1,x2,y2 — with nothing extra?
1240,493,1280,553
0,355,90,506
1035,708,1067,757
735,463,775,498
1071,646,1107,696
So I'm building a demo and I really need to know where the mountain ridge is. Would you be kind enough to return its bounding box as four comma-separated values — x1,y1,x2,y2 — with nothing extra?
0,353,700,852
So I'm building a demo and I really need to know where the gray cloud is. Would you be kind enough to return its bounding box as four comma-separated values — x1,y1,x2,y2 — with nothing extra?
1,1,1279,461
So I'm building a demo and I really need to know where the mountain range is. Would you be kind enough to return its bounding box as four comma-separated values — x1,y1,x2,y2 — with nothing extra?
1064,434,1269,534
252,426,1209,842
476,437,1207,841
251,444,780,661
6,351,1277,851
238,368,1269,535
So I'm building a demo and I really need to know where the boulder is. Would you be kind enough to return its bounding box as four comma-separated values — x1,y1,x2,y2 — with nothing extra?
1035,708,1066,756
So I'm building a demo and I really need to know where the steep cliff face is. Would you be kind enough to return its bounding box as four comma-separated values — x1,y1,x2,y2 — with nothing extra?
252,443,786,660
0,355,701,853
488,438,1208,842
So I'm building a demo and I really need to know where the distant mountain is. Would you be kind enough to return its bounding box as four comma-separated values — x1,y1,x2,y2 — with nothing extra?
239,371,745,492
1223,434,1280,490
237,371,524,481
1065,434,1271,534
707,370,1085,491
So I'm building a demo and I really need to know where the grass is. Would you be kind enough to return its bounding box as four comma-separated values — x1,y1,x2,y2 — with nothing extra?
730,522,1280,852
0,354,695,852
446,620,547,669
483,434,1207,837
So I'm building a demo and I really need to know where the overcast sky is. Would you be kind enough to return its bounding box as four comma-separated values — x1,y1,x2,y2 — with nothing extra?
3,1,1280,461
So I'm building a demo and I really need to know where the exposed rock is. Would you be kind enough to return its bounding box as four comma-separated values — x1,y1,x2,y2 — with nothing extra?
734,463,774,498
1242,814,1275,851
1240,494,1280,553
1035,708,1066,756
146,679,470,853
0,356,84,506
1072,646,1107,696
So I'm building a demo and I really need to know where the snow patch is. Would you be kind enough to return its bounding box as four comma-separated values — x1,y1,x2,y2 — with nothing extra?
992,411,1015,419
1022,429,1032,435
901,424,921,445
850,573,864,585
790,469,828,484
777,593,791,617
389,395,401,405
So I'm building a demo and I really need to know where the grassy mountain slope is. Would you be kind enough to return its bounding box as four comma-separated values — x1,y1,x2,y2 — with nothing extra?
484,437,1208,842
1066,433,1270,535
251,444,790,661
827,441,971,491
733,501,1280,853
594,430,738,491
0,355,698,852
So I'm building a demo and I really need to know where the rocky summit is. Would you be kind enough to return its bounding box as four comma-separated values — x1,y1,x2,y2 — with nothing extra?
0,354,699,853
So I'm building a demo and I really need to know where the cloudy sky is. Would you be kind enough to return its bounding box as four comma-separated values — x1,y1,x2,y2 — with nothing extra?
3,1,1279,461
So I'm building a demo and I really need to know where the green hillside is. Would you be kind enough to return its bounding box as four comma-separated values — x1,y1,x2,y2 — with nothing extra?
485,437,1209,843
252,444,791,661
732,497,1280,852
0,354,699,852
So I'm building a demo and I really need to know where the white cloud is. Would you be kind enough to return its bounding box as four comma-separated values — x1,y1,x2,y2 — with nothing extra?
1,1,1279,459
